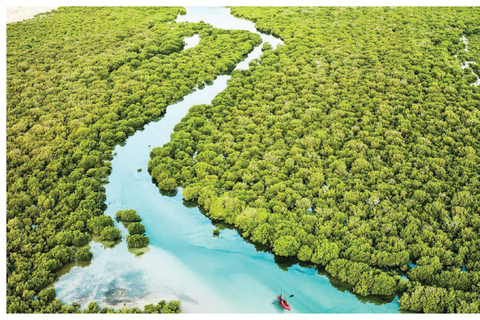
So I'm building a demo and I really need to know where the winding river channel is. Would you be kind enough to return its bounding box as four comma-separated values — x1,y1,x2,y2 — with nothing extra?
55,7,401,313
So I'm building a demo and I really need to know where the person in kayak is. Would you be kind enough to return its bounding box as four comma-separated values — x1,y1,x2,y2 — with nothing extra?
277,293,291,311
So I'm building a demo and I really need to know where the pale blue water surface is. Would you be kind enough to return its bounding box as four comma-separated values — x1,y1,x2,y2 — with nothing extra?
55,7,401,313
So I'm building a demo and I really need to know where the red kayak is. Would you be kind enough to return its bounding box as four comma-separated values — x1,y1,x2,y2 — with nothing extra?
277,296,291,311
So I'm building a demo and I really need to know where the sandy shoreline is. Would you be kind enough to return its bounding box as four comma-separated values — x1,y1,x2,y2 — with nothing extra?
6,6,59,24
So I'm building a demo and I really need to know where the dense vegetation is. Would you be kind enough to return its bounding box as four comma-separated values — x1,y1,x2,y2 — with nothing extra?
6,7,261,313
116,209,150,248
23,294,180,313
149,7,480,313
115,209,142,223
126,234,150,249
127,222,146,235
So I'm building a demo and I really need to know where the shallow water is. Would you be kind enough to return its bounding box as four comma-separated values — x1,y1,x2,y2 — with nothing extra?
183,34,200,50
460,35,480,86
55,7,401,313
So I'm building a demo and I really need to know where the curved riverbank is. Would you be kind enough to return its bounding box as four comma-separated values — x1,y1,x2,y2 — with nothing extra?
54,7,401,313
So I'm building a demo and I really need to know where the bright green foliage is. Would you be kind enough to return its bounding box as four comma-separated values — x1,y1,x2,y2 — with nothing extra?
399,283,480,313
27,298,180,314
297,245,313,261
142,300,181,314
99,226,121,241
143,300,166,313
209,194,244,224
163,300,182,313
115,209,142,222
148,7,480,313
76,247,93,261
126,234,150,248
127,222,146,235
7,6,260,313
37,287,56,304
326,259,399,296
72,232,91,247
87,302,100,313
87,216,115,235
311,241,340,265
55,231,91,247
273,235,301,257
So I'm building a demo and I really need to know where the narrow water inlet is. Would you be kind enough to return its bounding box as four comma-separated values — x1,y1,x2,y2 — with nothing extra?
460,35,480,86
183,34,200,50
54,7,401,313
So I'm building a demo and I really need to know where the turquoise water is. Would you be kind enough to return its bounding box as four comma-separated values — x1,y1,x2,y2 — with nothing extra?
54,7,401,313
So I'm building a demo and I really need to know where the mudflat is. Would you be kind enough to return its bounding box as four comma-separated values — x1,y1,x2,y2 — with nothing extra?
7,6,58,24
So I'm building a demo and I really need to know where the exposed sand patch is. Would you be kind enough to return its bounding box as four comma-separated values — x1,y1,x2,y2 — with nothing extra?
7,6,59,24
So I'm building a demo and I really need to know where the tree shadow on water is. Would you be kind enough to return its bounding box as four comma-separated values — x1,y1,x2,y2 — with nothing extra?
273,255,297,271
55,260,92,279
316,266,397,305
177,192,397,307
158,188,178,197
182,198,199,209
182,197,300,271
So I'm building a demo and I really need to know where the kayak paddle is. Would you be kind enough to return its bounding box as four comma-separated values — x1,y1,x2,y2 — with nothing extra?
272,294,294,304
